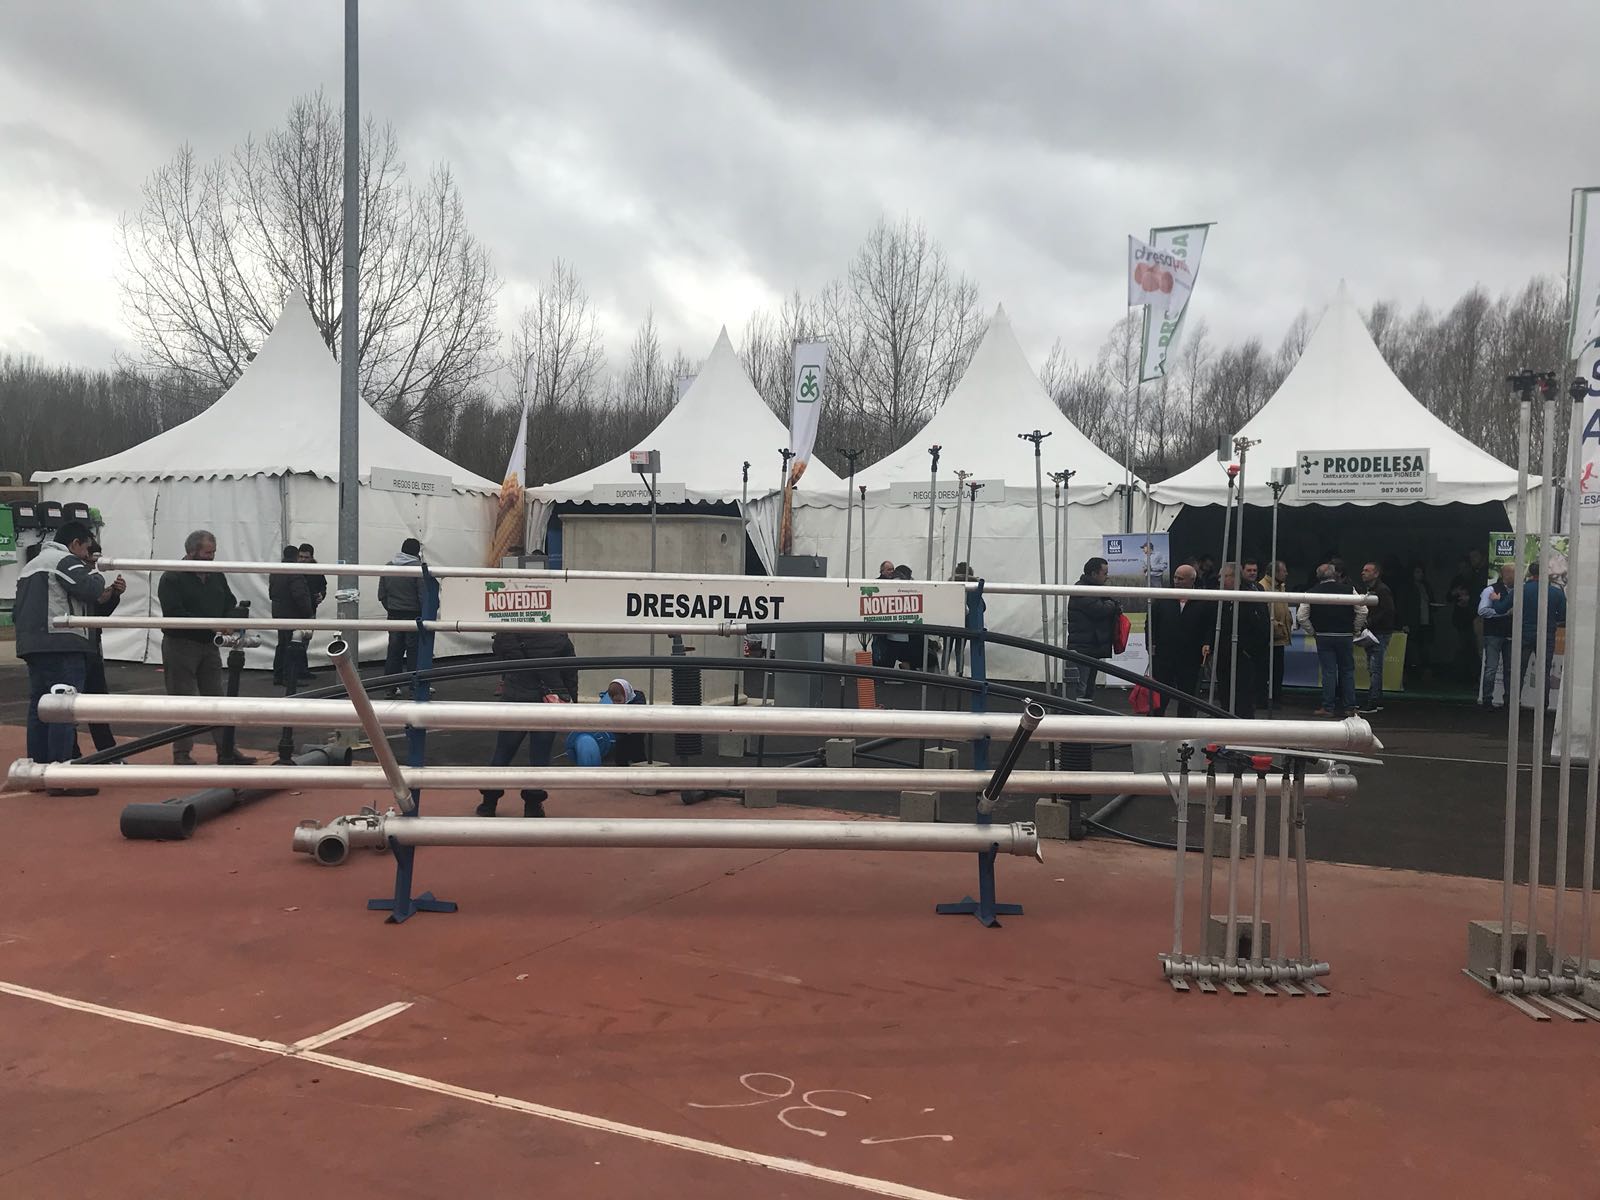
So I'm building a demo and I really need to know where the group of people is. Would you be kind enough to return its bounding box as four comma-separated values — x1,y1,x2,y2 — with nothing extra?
1475,559,1566,710
17,524,256,784
1130,556,1403,721
268,542,326,687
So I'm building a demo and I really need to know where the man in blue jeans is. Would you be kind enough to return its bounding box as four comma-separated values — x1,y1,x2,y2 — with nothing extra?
14,519,106,793
1519,561,1567,710
1297,563,1359,717
476,625,579,818
1477,564,1516,708
1357,562,1396,714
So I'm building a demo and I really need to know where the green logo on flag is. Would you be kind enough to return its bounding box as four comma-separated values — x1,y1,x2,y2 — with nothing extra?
798,365,820,402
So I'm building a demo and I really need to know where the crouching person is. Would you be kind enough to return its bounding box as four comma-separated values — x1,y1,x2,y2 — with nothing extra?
566,678,648,766
475,626,578,818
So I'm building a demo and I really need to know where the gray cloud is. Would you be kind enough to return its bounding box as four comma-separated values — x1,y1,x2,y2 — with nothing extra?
0,0,1593,382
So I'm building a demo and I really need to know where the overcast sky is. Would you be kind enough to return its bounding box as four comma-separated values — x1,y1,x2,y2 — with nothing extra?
2,0,1595,384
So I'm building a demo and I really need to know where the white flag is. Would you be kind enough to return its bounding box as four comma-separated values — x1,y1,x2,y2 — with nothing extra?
788,342,828,483
1128,235,1196,312
1138,224,1210,382
1569,188,1600,360
502,402,528,488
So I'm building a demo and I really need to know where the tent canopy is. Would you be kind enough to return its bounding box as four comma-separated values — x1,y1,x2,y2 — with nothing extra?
34,293,496,493
530,327,843,503
851,304,1135,501
1150,283,1518,509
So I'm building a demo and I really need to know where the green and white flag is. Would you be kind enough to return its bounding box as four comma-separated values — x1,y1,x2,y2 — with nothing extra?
1138,223,1211,382
788,342,828,484
1569,187,1600,360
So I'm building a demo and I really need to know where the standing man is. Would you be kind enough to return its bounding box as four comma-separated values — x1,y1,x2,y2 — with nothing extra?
78,538,126,756
378,537,424,693
1519,561,1567,711
14,519,105,789
299,543,327,613
1205,563,1267,719
1477,564,1515,709
1268,561,1293,708
157,529,256,766
269,545,315,688
1148,563,1212,716
476,624,579,818
1358,562,1396,714
1299,563,1360,718
1066,556,1122,700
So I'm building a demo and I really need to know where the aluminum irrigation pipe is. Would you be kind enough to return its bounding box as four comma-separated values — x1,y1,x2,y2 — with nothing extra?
5,761,1362,799
91,557,1371,607
327,638,413,813
57,616,737,637
292,814,1045,868
978,700,1046,815
38,694,1382,752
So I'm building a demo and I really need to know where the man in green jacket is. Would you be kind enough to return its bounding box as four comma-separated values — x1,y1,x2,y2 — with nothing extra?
156,529,255,765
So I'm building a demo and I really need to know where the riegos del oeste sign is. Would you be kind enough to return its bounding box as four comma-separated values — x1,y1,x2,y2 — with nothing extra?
1294,448,1431,501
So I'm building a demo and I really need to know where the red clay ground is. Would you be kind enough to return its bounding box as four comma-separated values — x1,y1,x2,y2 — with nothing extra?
2,722,1597,1200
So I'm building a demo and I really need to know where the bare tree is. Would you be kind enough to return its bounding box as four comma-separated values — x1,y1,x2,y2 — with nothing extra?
118,90,500,433
820,216,985,453
509,259,604,412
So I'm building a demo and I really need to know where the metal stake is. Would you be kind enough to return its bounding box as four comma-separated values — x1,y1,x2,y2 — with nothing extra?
1209,467,1238,704
1500,375,1534,980
1553,380,1585,973
1528,375,1558,976
1020,431,1054,690
336,0,362,647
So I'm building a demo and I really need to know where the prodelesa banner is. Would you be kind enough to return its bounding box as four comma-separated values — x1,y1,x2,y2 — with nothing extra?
438,573,969,629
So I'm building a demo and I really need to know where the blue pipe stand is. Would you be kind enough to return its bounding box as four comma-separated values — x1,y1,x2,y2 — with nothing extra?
369,563,457,923
937,582,1024,927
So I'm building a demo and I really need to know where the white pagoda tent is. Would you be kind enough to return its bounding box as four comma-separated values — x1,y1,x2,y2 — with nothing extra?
33,294,497,665
1151,283,1520,512
528,326,844,563
776,305,1138,679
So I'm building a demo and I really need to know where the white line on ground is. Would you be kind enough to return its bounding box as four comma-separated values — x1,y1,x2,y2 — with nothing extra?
291,1001,413,1052
0,978,969,1200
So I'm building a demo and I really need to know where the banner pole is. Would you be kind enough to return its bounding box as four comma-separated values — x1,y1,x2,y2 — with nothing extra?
1209,466,1237,704
921,445,941,728
1552,378,1585,974
1226,438,1255,716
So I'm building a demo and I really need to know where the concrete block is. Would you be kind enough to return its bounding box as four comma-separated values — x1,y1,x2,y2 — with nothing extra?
936,793,979,824
629,760,671,795
1209,813,1249,857
1131,739,1176,774
824,737,855,768
717,732,745,759
922,746,959,771
1034,797,1073,841
1205,915,1272,961
743,788,778,809
1466,919,1552,977
899,790,937,823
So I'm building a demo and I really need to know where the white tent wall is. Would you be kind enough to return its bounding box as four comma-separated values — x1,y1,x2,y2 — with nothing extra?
42,474,494,667
778,488,1126,681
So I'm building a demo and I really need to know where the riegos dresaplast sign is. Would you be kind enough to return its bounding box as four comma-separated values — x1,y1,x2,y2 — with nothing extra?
1294,448,1431,501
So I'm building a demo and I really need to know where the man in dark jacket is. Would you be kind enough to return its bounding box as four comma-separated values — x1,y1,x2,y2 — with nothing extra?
377,537,424,688
1066,557,1121,700
1519,561,1567,710
476,626,580,818
76,538,125,757
157,529,255,765
1148,563,1213,716
1297,563,1359,718
1204,563,1267,718
14,519,105,781
1357,562,1397,714
1477,563,1515,708
270,545,316,687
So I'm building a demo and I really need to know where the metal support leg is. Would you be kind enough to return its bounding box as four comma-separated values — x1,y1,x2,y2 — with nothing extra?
1168,743,1193,991
368,566,456,922
1198,770,1218,992
1275,767,1302,995
1292,761,1328,995
1222,774,1247,993
1250,771,1275,995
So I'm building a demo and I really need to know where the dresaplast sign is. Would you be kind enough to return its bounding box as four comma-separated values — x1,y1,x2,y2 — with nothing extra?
438,574,969,628
1294,448,1431,501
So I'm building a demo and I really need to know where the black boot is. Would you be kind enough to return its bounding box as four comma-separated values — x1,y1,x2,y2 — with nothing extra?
475,790,501,817
521,788,547,818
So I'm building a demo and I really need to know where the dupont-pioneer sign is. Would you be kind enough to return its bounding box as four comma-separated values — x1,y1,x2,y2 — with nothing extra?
439,574,966,628
1294,448,1431,501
